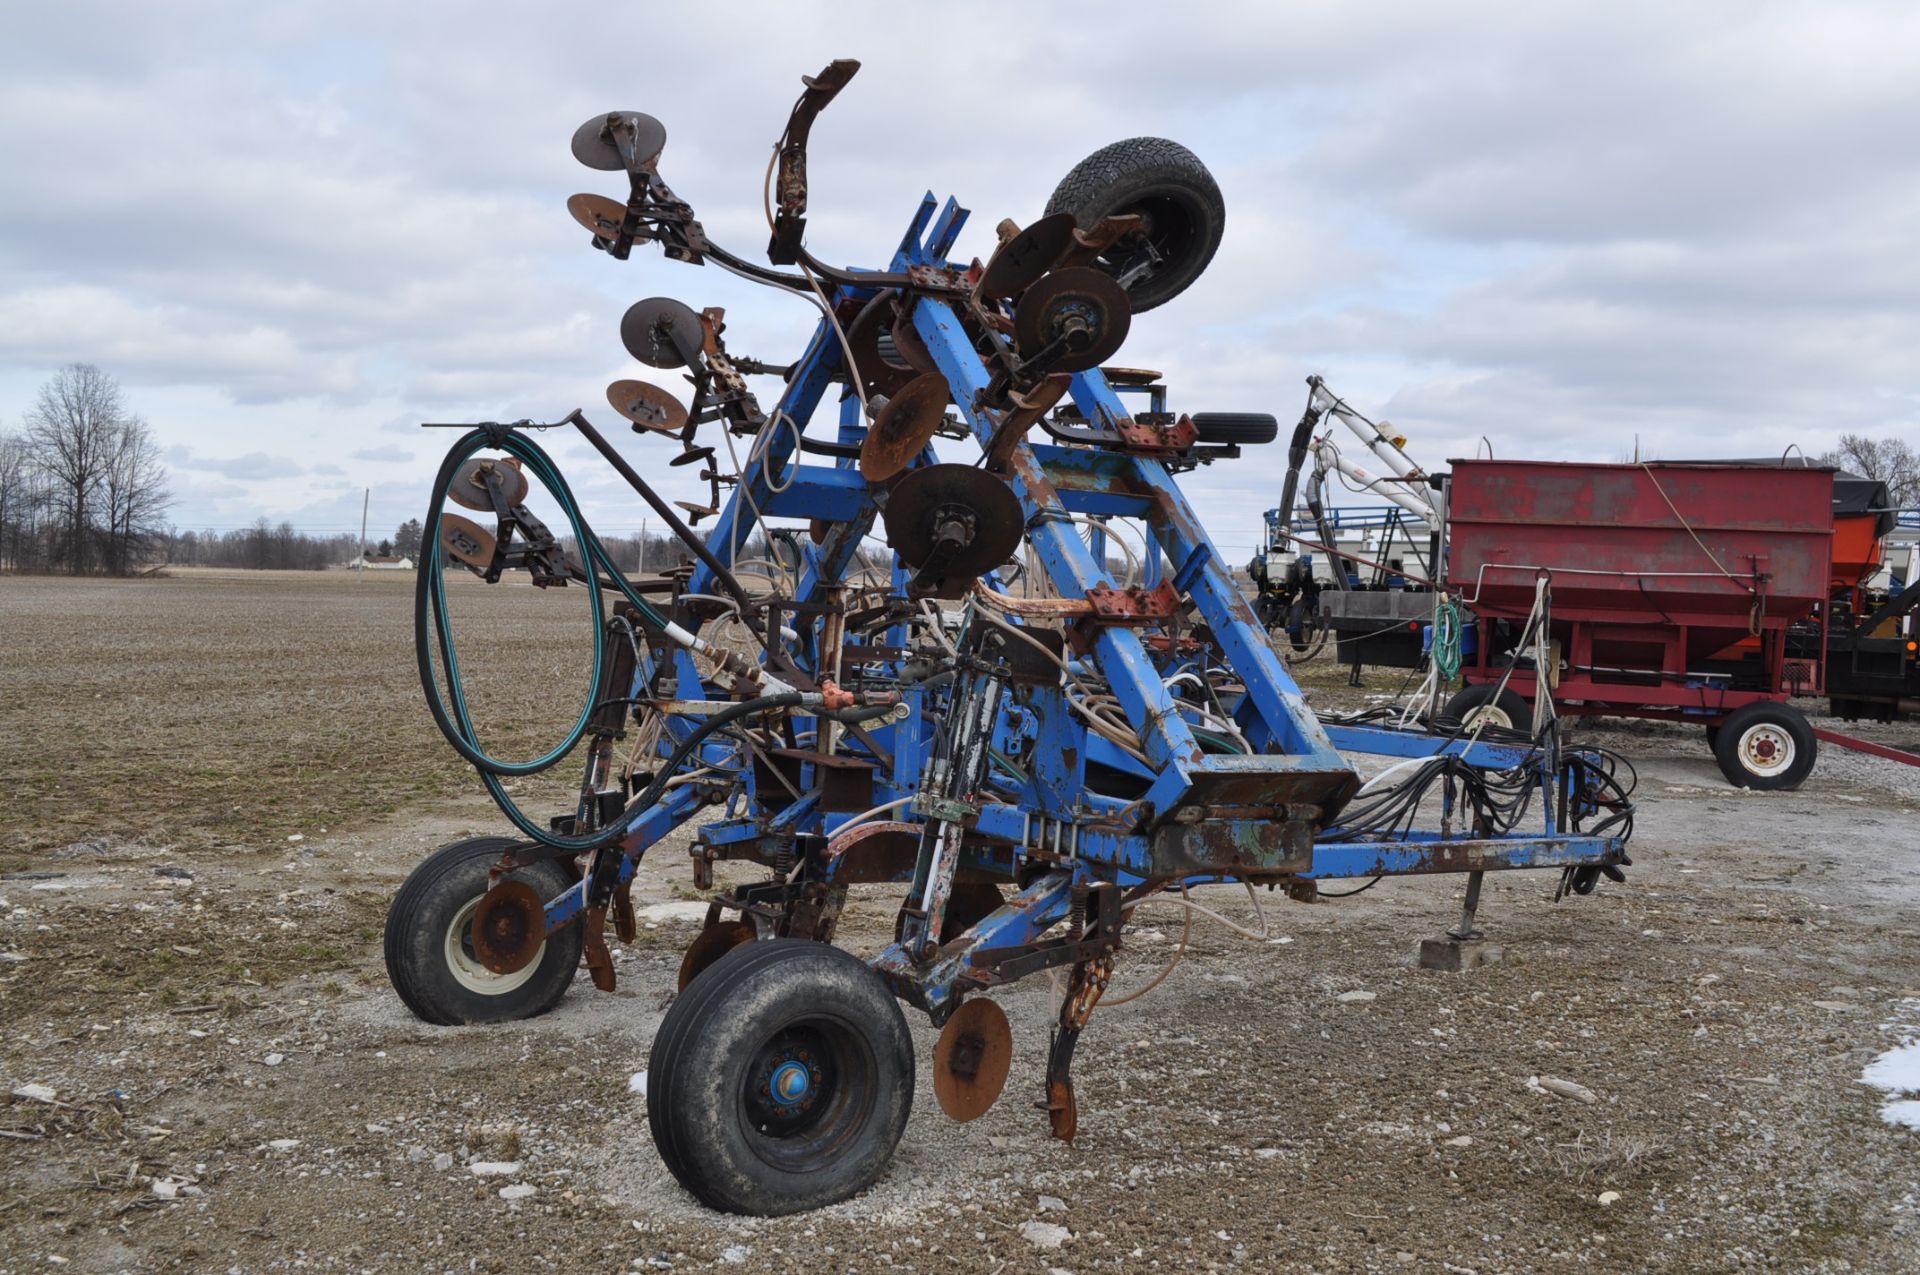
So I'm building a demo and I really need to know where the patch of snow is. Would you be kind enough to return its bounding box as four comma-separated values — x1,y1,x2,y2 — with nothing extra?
1862,1042,1920,1093
1860,999,1920,1129
1880,1100,1920,1131
628,1071,648,1096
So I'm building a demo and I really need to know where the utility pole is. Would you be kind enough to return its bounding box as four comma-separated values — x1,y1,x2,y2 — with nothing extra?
358,487,369,581
638,516,647,576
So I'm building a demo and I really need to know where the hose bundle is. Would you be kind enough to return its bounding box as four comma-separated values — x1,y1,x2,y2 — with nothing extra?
414,425,885,853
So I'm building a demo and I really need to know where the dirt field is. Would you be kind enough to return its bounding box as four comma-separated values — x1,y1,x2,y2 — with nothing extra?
4,570,1920,1274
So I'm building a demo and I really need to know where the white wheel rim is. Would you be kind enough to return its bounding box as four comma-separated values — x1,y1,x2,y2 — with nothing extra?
1462,703,1513,730
1736,723,1795,776
443,894,544,995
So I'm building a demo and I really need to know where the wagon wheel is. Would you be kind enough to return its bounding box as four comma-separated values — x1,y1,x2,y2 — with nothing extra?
1712,701,1817,790
1442,684,1531,735
648,940,913,1215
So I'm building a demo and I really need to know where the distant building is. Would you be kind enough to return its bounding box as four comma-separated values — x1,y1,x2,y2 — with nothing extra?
348,554,414,570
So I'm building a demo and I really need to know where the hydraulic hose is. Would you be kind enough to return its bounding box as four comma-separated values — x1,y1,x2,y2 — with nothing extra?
414,424,885,852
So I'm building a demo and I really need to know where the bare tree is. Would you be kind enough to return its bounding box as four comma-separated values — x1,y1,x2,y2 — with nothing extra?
1820,433,1919,509
0,429,33,572
99,415,171,573
26,364,125,574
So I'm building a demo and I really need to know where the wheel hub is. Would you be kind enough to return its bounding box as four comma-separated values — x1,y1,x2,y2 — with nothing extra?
745,1029,833,1132
770,1060,812,1105
1740,724,1793,773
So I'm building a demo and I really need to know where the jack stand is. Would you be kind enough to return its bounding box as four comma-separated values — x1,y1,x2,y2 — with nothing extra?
1418,870,1503,972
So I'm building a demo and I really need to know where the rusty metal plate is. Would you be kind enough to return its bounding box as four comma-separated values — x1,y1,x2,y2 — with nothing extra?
934,997,1013,1122
570,111,667,172
977,212,1077,299
859,373,948,482
448,456,528,511
620,297,704,369
677,920,756,991
567,192,629,240
471,879,546,975
1083,581,1180,623
1013,267,1131,373
880,463,1024,579
607,379,689,434
437,513,496,571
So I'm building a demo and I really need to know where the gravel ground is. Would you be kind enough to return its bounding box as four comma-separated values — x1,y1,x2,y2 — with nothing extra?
3,574,1920,1273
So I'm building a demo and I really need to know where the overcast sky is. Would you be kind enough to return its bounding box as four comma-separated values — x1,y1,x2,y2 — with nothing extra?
3,2,1915,560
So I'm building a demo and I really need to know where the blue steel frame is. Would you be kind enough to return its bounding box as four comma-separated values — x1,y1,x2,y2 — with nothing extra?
531,194,1626,1016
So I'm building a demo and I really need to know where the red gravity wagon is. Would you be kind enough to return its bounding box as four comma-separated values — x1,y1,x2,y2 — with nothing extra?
1444,459,1834,789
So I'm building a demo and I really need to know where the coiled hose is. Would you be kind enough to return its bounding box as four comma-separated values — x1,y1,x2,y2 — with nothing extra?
1430,593,1464,684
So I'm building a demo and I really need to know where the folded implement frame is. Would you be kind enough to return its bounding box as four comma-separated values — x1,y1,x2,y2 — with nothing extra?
391,59,1633,1216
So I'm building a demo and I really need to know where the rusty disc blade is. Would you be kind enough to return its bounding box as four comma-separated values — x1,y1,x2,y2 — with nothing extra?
844,292,918,398
1013,267,1132,373
889,308,939,374
880,463,1024,579
568,192,630,240
607,379,690,434
437,513,496,571
621,296,704,369
933,998,1013,1122
676,920,756,992
471,879,546,975
448,456,530,511
977,212,1078,300
860,373,949,483
570,111,667,172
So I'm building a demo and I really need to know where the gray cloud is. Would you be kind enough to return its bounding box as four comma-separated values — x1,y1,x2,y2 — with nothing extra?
0,0,1914,543
168,447,308,481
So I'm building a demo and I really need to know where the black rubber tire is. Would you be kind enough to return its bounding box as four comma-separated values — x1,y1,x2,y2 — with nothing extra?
1443,684,1532,733
1704,724,1722,750
384,836,584,1026
1044,137,1225,312
647,939,913,1216
1712,701,1817,791
1286,597,1311,652
1191,412,1279,445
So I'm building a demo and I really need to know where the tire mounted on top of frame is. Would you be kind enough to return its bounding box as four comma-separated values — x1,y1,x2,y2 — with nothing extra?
648,939,914,1215
384,836,584,1026
1044,137,1225,313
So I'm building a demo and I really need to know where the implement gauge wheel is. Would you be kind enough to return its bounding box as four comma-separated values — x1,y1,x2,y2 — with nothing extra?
648,939,913,1215
1045,137,1225,312
1713,701,1816,790
384,837,583,1026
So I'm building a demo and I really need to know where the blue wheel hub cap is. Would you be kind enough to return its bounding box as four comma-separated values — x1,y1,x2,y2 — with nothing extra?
770,1060,811,1105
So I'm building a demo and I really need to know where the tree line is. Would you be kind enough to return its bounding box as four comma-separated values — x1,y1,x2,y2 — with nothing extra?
0,364,170,575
